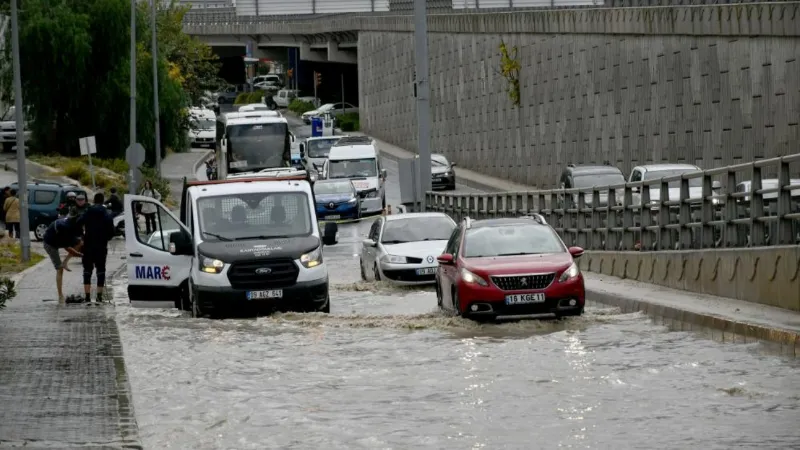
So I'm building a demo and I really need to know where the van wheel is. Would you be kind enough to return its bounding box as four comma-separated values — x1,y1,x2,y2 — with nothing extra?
175,282,190,311
189,282,208,318
382,196,386,209
359,258,367,281
373,264,381,282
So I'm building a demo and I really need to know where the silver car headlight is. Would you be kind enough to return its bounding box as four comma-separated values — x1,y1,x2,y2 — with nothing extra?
382,255,408,264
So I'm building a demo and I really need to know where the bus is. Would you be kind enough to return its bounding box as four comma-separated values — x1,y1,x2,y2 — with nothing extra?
215,111,296,178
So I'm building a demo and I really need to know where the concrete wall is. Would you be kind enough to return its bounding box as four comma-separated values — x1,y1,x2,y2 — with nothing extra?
581,246,800,312
357,3,800,187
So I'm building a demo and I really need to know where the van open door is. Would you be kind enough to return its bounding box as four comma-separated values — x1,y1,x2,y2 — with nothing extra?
124,194,193,309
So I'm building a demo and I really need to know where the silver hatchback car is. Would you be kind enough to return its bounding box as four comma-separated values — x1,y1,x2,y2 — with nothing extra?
359,212,457,285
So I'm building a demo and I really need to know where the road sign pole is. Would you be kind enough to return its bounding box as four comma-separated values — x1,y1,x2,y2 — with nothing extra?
313,71,317,103
10,0,30,261
413,0,432,211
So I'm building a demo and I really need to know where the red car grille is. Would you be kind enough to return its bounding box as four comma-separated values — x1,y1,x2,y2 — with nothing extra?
491,274,555,291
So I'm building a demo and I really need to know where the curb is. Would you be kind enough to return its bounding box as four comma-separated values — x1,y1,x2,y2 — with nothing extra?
587,288,800,358
191,149,214,178
10,256,49,286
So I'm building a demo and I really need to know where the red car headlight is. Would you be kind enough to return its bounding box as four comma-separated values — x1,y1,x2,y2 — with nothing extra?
460,268,488,287
558,262,581,283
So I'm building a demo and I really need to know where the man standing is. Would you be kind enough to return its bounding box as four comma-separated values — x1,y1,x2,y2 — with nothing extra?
76,193,115,303
43,214,83,304
72,193,89,217
107,187,123,215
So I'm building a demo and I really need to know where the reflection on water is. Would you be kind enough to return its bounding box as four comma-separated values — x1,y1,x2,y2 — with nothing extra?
110,277,800,450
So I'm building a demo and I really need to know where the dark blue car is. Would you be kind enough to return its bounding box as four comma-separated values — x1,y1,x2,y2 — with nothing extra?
314,179,361,221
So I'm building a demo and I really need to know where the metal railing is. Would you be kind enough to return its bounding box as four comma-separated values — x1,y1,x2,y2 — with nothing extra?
426,154,800,251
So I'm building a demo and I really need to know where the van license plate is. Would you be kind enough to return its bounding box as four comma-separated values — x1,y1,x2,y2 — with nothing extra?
247,290,283,300
505,293,545,305
416,267,436,275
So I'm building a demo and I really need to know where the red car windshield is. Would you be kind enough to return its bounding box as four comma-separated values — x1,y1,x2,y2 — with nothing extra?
463,224,565,258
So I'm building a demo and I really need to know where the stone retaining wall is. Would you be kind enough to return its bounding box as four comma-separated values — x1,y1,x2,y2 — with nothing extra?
581,246,800,311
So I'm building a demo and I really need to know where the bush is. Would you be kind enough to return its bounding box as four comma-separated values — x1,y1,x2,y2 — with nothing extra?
337,112,360,132
248,92,266,103
288,99,316,115
0,278,17,311
234,93,250,105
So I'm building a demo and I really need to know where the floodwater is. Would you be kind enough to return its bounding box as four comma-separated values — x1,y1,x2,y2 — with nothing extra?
112,221,800,450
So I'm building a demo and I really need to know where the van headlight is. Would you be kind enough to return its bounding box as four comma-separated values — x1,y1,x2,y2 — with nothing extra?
199,254,224,274
300,246,322,268
559,263,580,283
382,255,408,264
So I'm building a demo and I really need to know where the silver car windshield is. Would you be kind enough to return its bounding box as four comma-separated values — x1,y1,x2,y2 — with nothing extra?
380,217,455,244
463,225,565,258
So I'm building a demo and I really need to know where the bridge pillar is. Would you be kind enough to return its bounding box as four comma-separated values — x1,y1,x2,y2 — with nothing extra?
327,42,357,64
299,43,326,62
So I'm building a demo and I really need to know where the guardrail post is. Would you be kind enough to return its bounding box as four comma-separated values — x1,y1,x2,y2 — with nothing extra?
700,174,715,248
724,170,739,247
515,193,524,215
591,189,602,250
576,191,587,249
527,193,535,215
678,177,692,249
537,193,546,216
622,184,634,250
775,160,793,245
658,180,673,250
548,192,558,229
605,188,616,251
750,166,765,246
639,183,652,251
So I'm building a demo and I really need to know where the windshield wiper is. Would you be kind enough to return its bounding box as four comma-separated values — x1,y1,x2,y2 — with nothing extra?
497,252,535,256
234,235,291,241
381,240,408,244
202,231,233,242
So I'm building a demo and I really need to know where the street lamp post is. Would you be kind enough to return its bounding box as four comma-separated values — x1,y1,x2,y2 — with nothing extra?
10,0,31,262
150,0,161,175
129,0,137,194
413,0,432,210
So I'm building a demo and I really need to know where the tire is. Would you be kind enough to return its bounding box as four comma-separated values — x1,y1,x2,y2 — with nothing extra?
382,195,386,209
452,288,462,317
175,282,190,311
447,183,456,191
557,307,584,319
359,258,367,281
34,223,48,241
436,280,443,309
189,281,210,318
318,295,331,313
373,264,381,282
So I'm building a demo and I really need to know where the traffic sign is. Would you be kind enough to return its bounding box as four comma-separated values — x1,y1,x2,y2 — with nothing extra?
79,136,97,155
126,142,146,166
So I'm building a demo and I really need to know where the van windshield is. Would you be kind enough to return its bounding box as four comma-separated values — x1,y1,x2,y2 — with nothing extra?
190,118,215,130
306,138,339,158
226,122,289,173
328,158,377,179
197,192,312,241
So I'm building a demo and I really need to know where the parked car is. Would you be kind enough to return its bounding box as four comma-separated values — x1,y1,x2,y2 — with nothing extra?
629,164,721,209
0,106,32,152
4,181,87,240
435,215,585,321
301,102,358,124
415,153,457,190
361,213,457,285
215,86,240,104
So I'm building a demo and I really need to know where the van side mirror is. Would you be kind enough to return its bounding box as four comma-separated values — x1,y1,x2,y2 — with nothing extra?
169,231,193,256
299,143,305,157
322,222,338,246
380,168,387,179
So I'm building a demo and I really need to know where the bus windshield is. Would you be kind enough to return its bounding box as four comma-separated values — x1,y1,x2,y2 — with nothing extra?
226,122,289,173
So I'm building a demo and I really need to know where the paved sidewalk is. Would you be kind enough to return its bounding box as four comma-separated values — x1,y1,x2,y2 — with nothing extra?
0,240,142,448
161,148,211,205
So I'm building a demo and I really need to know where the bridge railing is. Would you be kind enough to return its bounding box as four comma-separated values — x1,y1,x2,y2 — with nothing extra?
425,154,800,251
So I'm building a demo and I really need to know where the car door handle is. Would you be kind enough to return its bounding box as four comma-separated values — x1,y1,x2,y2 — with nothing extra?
129,252,143,258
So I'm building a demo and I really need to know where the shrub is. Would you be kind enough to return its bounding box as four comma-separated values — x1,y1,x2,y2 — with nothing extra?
0,278,17,311
337,112,360,132
234,93,250,105
248,92,265,103
288,99,316,115
62,161,89,180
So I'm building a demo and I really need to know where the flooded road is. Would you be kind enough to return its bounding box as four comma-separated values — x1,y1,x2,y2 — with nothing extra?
112,218,800,449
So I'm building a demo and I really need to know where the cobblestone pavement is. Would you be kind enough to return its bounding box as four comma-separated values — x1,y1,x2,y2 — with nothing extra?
0,240,142,449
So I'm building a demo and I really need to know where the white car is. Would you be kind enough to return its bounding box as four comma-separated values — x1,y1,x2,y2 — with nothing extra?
360,213,457,286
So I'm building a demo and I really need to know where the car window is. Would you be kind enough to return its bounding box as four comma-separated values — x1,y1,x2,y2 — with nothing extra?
32,190,57,205
463,224,565,258
133,200,182,251
368,218,382,241
380,217,455,244
573,173,625,188
444,226,461,255
630,170,642,183
197,192,312,241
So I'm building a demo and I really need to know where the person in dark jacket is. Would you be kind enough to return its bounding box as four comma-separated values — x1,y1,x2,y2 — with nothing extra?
107,187,123,215
76,193,115,303
43,213,83,304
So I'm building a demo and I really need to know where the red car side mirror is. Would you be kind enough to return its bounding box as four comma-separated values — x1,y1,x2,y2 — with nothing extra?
437,253,454,265
568,247,584,258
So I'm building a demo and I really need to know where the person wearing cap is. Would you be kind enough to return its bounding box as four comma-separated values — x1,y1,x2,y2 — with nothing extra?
60,191,77,217
76,192,115,303
71,193,89,218
43,213,83,303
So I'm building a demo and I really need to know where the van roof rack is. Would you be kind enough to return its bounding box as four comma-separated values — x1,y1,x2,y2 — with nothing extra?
333,135,373,146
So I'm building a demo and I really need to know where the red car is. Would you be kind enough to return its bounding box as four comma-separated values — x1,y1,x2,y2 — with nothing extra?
435,216,585,321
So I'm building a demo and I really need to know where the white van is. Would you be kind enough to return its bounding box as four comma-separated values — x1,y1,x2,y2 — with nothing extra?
187,108,216,148
216,111,295,178
123,172,340,317
274,89,298,108
322,136,386,215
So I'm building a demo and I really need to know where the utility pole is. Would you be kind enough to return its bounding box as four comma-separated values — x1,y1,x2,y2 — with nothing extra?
129,0,137,194
150,0,161,175
10,0,30,261
413,0,432,210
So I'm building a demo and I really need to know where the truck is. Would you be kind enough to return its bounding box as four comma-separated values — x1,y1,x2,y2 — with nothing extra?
123,169,340,318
